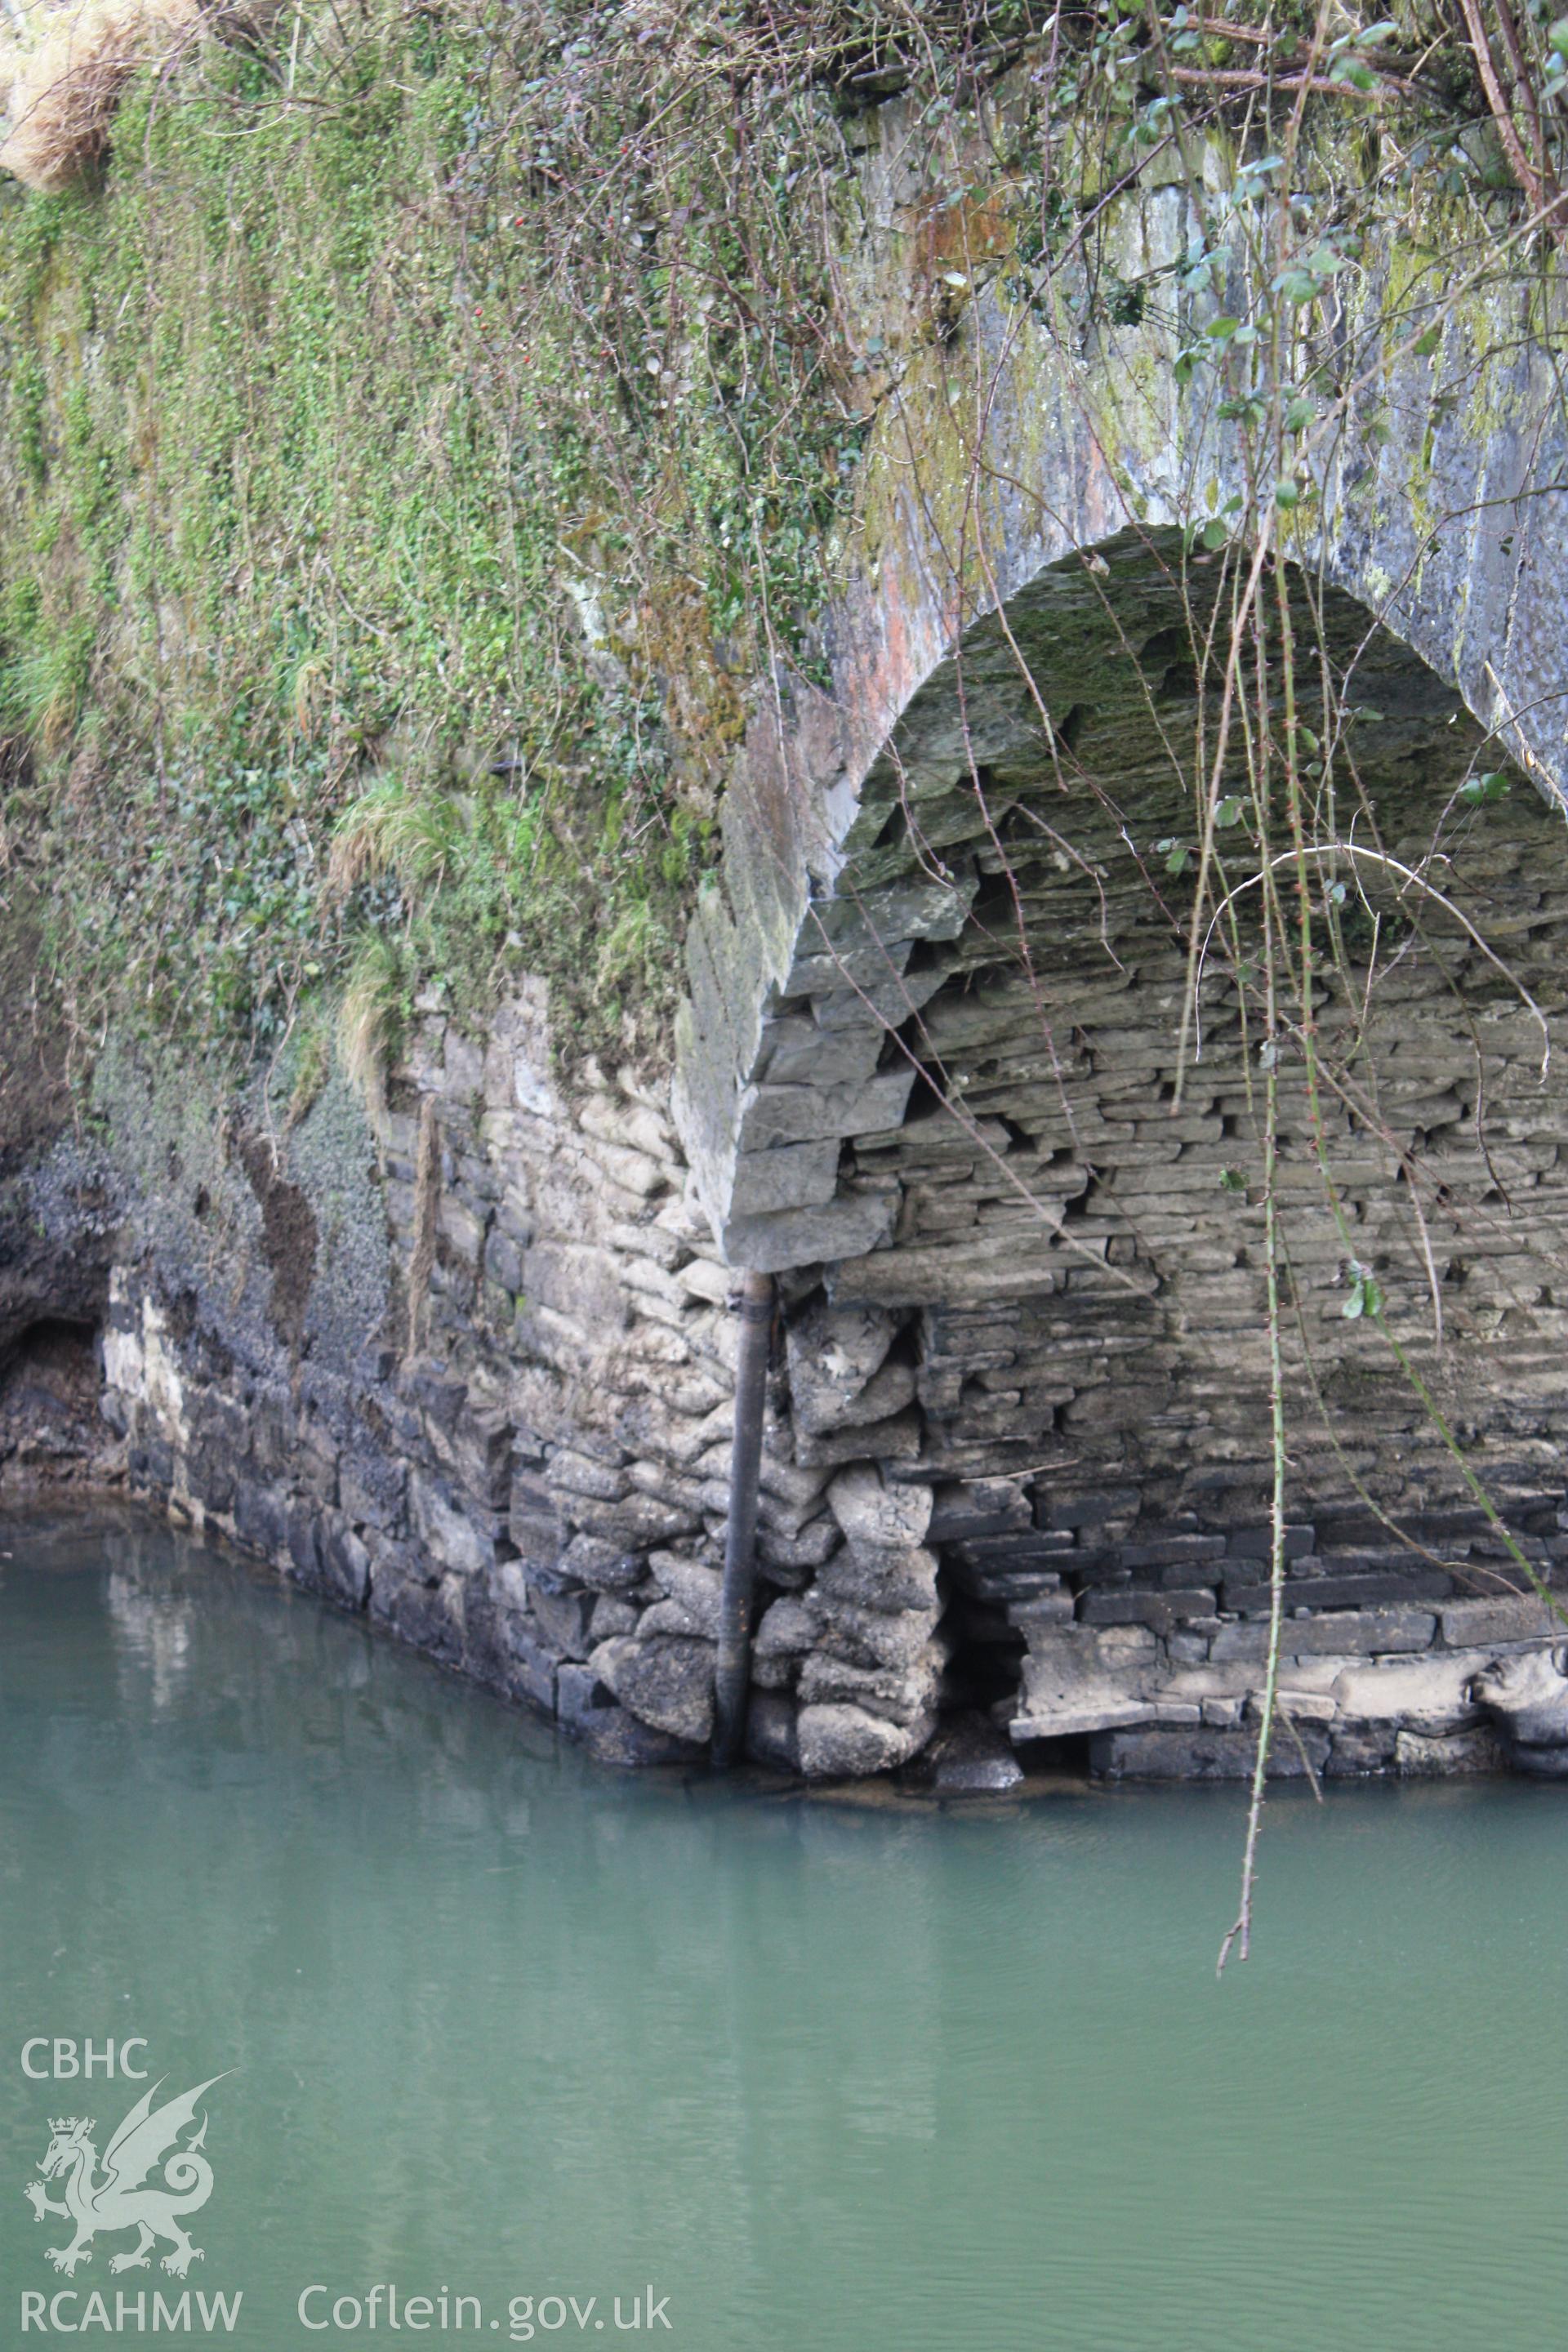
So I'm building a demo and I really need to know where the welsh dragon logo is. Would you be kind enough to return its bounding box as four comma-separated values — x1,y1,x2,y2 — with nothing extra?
24,2074,227,2278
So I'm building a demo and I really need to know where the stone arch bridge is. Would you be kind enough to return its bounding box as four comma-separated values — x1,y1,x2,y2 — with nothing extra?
8,111,1568,1784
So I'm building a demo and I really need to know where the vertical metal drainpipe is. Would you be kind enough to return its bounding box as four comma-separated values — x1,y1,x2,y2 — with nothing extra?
713,1267,774,1768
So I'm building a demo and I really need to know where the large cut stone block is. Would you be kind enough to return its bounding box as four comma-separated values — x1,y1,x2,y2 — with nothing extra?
557,1664,702,1766
1209,1608,1437,1662
1010,1624,1158,1741
798,1702,934,1778
1472,1649,1568,1744
408,1470,499,1579
807,1594,942,1672
809,966,947,1028
1091,1725,1329,1780
1440,1593,1562,1647
719,1189,899,1273
793,1405,922,1468
814,1543,940,1614
757,1017,885,1089
804,865,979,951
728,1138,841,1217
1395,1726,1506,1775
798,1647,942,1725
826,1461,934,1551
1222,1569,1453,1615
786,1303,900,1431
737,1069,916,1151
1330,1650,1493,1730
590,1634,716,1745
826,1220,1066,1307
782,939,911,999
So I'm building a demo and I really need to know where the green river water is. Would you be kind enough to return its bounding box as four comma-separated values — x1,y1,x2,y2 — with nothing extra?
1,1511,1563,2351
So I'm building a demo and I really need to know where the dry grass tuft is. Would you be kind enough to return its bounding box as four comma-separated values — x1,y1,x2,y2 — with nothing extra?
335,933,401,1132
0,0,204,193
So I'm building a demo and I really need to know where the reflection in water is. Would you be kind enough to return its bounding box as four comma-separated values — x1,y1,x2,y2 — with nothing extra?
107,1568,194,1711
1,1511,1564,2352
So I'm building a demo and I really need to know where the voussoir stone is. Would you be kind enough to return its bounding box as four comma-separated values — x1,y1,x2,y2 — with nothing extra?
728,1138,841,1218
737,1069,916,1152
719,1189,898,1274
804,866,978,951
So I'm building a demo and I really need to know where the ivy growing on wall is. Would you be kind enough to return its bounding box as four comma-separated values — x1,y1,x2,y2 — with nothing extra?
0,0,881,1063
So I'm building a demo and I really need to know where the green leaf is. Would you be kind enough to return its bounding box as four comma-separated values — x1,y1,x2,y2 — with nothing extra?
1205,314,1241,341
1414,323,1442,359
1165,841,1191,877
1215,795,1245,827
1218,1167,1246,1193
1274,476,1301,509
1343,1260,1383,1319
1460,770,1510,805
1201,517,1228,550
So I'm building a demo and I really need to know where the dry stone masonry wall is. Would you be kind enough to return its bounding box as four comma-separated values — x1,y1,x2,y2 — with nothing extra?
677,536,1568,1783
6,528,1568,1782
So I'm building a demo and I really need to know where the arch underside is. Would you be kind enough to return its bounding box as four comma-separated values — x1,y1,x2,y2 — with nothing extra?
741,529,1568,1780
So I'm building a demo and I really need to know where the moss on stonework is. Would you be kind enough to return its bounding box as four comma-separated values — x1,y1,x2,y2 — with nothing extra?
0,3,871,1070
0,0,1553,1089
